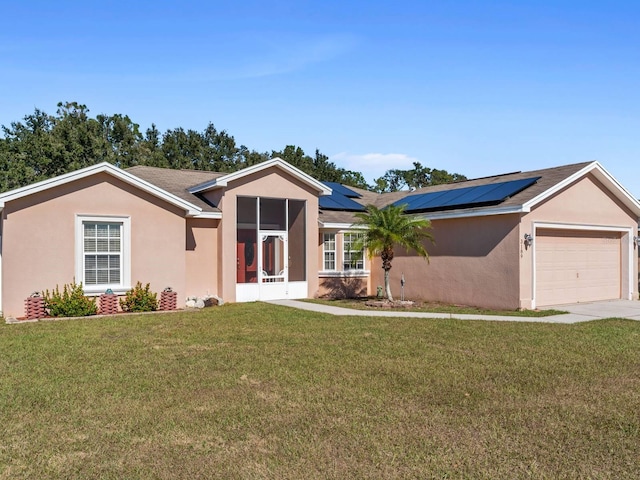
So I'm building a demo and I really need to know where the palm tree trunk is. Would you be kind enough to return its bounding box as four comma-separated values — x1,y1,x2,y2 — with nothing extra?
381,247,394,302
384,268,393,301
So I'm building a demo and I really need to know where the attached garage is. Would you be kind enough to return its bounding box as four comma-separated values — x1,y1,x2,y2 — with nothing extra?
535,228,622,307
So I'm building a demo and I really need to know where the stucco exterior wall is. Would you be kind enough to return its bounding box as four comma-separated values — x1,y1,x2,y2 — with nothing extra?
370,214,521,309
1,173,187,317
202,167,320,302
185,218,219,299
318,277,368,298
519,174,638,308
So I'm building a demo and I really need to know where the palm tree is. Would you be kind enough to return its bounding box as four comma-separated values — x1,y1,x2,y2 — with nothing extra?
354,204,434,302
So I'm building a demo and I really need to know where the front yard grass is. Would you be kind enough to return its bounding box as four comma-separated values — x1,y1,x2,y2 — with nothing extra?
306,297,568,317
1,303,638,479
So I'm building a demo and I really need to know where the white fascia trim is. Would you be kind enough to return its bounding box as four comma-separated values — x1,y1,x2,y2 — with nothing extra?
0,162,203,216
191,211,222,219
188,157,333,196
523,161,640,216
413,205,526,221
319,222,367,229
319,206,526,226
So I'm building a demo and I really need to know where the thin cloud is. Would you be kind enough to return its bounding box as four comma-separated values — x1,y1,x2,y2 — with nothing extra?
4,33,360,83
237,33,359,79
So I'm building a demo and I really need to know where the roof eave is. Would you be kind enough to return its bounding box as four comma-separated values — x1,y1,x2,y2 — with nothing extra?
413,205,527,221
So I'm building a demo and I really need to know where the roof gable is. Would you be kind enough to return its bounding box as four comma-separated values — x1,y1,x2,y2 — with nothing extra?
187,157,332,196
523,161,640,216
0,162,207,216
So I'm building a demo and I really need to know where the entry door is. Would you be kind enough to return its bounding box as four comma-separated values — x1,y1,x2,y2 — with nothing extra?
258,232,288,300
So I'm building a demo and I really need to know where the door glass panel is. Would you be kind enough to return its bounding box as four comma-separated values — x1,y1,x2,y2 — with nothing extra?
261,235,285,283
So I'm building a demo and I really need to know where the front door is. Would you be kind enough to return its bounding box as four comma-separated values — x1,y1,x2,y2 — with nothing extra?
258,231,288,300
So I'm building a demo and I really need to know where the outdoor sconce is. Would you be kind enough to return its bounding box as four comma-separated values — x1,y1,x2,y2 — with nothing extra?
524,233,533,247
634,236,640,248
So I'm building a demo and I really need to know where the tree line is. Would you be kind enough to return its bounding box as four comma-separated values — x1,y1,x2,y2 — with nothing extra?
0,101,465,193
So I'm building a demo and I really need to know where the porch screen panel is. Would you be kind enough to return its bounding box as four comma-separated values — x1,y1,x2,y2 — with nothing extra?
260,198,286,230
237,197,257,284
288,200,306,281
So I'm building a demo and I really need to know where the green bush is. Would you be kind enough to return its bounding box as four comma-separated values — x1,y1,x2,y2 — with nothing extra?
119,282,158,312
43,282,98,317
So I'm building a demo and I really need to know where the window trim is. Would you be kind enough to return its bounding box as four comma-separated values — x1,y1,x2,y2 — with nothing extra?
75,215,131,295
322,232,336,271
342,232,365,271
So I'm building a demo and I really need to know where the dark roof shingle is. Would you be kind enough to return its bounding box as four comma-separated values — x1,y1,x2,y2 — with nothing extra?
126,165,224,213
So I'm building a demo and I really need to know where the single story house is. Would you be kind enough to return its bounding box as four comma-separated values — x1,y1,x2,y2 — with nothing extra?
0,158,638,317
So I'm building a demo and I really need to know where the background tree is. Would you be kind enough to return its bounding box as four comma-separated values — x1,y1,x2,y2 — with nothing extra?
373,161,466,193
271,146,369,189
0,101,465,194
354,204,434,301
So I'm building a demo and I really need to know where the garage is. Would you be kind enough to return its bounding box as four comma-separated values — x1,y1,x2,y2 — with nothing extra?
535,228,622,307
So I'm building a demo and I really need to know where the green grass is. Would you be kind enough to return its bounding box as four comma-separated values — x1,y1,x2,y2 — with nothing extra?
305,297,568,317
1,303,638,479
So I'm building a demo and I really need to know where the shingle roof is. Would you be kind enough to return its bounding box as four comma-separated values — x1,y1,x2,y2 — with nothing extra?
126,165,225,213
318,162,595,225
127,161,614,223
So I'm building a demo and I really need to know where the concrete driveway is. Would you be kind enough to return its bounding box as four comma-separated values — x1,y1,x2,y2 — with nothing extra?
555,300,640,322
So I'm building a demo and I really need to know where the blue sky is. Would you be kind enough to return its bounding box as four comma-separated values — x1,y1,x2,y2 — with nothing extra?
2,1,639,195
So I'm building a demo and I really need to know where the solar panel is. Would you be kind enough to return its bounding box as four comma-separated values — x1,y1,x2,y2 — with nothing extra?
323,182,362,198
438,183,500,207
420,188,472,209
319,191,366,211
410,190,453,210
392,176,541,213
473,177,540,204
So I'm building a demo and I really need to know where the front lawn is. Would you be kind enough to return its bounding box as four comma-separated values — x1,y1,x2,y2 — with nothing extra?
1,303,638,479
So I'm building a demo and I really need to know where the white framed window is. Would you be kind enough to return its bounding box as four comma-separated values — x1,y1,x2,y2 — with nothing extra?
323,233,336,270
75,215,131,294
343,232,364,270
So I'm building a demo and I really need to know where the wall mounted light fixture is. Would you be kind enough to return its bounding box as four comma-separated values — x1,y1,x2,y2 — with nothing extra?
524,233,533,247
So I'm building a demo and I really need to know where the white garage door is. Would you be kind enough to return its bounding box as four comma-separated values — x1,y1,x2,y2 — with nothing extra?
536,229,621,307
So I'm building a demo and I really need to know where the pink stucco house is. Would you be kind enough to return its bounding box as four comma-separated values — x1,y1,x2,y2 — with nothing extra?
0,158,638,318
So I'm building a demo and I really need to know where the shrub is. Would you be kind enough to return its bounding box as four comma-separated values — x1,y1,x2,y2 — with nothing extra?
43,282,98,317
120,282,158,312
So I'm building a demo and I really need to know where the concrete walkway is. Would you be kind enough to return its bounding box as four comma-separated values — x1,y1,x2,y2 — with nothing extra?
267,299,640,324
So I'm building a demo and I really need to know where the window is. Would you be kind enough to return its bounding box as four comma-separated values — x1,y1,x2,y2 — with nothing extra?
323,233,336,270
76,216,130,292
343,232,364,270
